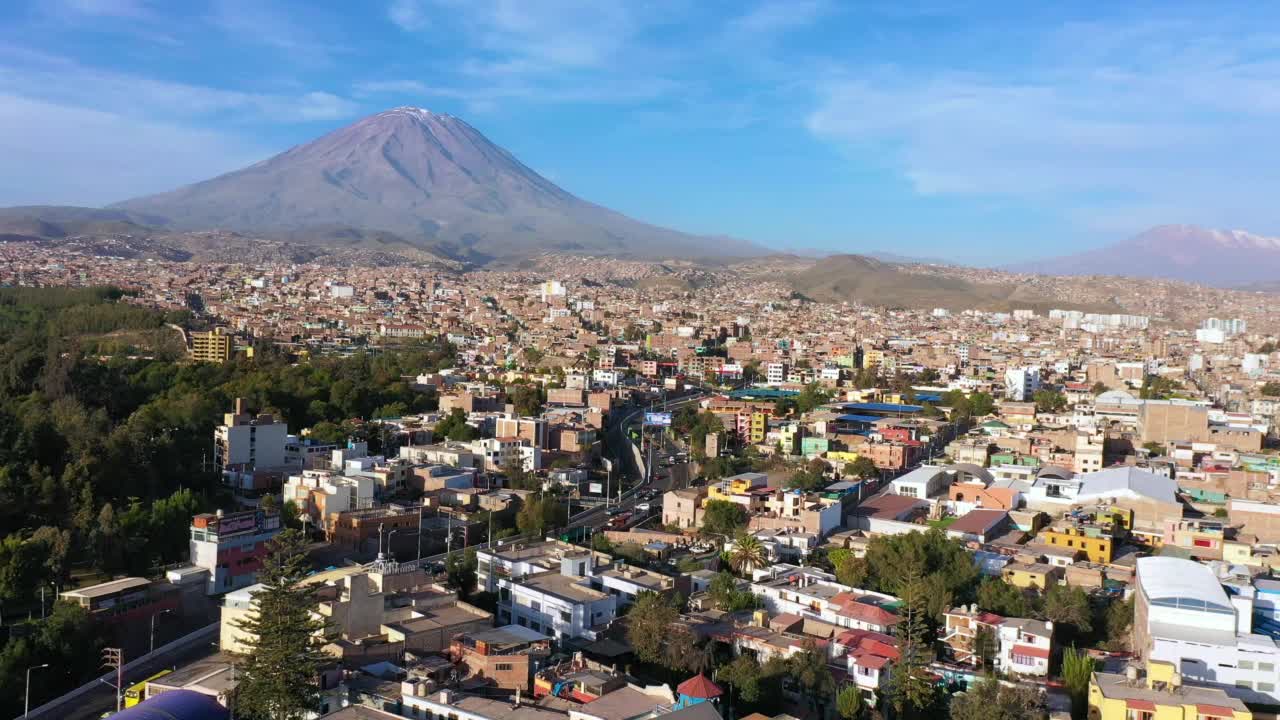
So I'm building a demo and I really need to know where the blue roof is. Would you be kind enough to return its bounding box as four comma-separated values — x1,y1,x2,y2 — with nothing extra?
113,690,229,720
727,388,799,400
836,414,885,423
914,393,942,403
840,402,924,414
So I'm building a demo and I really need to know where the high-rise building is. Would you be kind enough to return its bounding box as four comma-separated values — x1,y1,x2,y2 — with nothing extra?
189,329,232,364
190,508,282,594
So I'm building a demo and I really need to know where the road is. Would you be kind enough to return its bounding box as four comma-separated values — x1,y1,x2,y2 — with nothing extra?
569,389,706,531
58,632,220,720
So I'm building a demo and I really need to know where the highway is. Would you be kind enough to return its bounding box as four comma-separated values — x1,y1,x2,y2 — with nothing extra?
568,388,706,531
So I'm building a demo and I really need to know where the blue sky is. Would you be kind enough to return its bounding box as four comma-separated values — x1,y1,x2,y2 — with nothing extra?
1,1,1278,263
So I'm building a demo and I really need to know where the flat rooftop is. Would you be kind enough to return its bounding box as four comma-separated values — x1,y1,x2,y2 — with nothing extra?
61,576,151,599
519,572,610,604
1091,669,1247,712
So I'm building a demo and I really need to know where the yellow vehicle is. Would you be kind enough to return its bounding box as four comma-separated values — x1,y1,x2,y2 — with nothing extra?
123,669,172,708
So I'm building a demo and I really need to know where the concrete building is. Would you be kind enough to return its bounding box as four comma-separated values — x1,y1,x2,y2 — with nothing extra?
663,487,706,530
1089,662,1251,720
189,329,232,364
190,509,282,595
214,398,289,473
1003,367,1041,402
1134,557,1280,705
1139,401,1211,445
449,625,552,692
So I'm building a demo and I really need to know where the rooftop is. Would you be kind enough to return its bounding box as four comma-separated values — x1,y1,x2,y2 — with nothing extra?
1091,669,1247,713
61,576,152,599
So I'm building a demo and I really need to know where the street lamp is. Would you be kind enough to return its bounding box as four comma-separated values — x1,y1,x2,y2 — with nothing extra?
150,608,173,654
25,663,49,716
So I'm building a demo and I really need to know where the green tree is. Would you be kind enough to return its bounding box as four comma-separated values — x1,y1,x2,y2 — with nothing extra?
789,640,836,716
1262,381,1280,397
1061,646,1095,720
702,499,748,538
976,577,1031,618
627,591,677,665
795,383,832,414
516,494,564,537
708,571,758,611
836,684,865,720
890,571,941,719
1142,441,1165,456
1032,389,1067,413
844,456,879,480
1090,382,1108,395
719,653,763,704
1045,585,1093,643
973,625,996,672
445,548,478,598
508,384,544,417
729,533,767,575
1102,596,1134,651
233,529,328,720
969,392,996,416
950,676,1047,720
434,408,477,441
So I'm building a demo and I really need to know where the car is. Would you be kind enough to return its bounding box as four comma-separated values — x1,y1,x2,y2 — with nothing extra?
606,507,625,516
635,502,651,512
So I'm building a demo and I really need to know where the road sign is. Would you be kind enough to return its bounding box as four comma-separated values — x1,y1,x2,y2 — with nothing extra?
644,412,672,426
589,482,604,494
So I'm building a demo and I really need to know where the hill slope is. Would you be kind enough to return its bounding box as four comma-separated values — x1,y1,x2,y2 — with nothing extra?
789,254,1103,311
112,107,762,262
1011,224,1280,287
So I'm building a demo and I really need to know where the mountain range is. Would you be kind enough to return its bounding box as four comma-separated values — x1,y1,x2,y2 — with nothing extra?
1010,224,1280,287
110,107,763,263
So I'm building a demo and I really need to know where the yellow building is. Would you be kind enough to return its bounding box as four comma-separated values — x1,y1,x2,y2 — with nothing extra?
1089,661,1250,720
190,329,233,364
863,349,885,369
827,451,861,464
1039,525,1115,564
745,411,768,444
704,472,768,511
1001,561,1061,590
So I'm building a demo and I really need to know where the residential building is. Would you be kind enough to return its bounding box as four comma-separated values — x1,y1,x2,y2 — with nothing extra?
190,508,283,595
940,606,1053,677
1088,662,1251,720
663,488,706,530
1003,367,1041,402
190,328,233,363
214,397,289,474
448,625,552,692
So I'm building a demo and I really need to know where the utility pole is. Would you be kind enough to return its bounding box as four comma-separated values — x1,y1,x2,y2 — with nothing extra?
102,648,124,714
416,504,424,568
24,663,49,717
150,608,172,654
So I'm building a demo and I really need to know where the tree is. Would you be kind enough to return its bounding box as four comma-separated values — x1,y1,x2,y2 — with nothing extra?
796,383,832,414
708,571,757,611
1102,596,1134,651
977,577,1031,618
787,468,827,492
950,676,1047,720
1061,647,1095,720
836,685,865,720
1139,375,1180,400
233,529,328,720
729,533,767,575
719,653,763,704
1032,389,1067,413
969,392,996,417
844,456,879,480
1090,382,1108,395
516,494,564,537
890,571,941,719
434,408,477,441
627,591,677,665
1045,585,1092,643
830,548,869,589
920,401,942,418
702,499,748,537
1263,381,1280,397
1142,441,1165,456
445,548,478,598
665,627,710,673
789,640,836,716
973,625,996,672
509,384,544,417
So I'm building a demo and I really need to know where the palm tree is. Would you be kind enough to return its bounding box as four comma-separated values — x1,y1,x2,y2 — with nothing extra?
729,533,767,575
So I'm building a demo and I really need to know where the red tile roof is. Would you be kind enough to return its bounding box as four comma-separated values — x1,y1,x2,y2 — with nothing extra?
1011,644,1050,660
677,673,722,699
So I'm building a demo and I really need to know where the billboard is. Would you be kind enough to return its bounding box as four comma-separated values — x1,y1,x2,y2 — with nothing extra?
589,483,604,494
644,412,672,427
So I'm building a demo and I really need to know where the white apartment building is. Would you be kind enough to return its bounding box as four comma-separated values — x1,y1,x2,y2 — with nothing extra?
766,362,787,385
496,557,616,641
752,566,901,634
215,398,289,471
1003,366,1041,402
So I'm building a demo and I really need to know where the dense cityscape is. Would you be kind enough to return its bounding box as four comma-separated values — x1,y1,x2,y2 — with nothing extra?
4,241,1280,720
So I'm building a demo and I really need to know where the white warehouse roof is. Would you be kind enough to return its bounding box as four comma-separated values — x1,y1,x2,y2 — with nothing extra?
1137,557,1232,613
1076,466,1177,505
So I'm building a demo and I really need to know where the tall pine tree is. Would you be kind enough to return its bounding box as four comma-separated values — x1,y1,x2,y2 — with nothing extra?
233,529,329,720
889,571,940,720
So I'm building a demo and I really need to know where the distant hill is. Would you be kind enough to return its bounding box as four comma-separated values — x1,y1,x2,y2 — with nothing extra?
1011,224,1280,287
788,254,1102,311
110,107,765,263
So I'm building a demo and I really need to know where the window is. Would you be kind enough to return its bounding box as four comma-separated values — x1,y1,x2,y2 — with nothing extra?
1235,680,1252,690
496,663,514,671
560,611,571,622
1239,660,1254,670
1258,682,1276,692
1260,662,1275,672
1126,711,1153,720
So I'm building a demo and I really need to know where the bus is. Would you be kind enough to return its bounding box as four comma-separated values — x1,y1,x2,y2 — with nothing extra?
123,669,172,708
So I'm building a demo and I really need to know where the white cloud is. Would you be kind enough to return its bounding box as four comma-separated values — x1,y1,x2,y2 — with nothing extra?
0,94,267,206
388,0,430,31
51,0,152,19
728,0,828,36
0,48,359,123
805,23,1280,235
